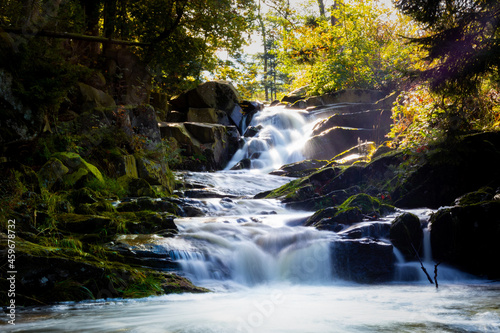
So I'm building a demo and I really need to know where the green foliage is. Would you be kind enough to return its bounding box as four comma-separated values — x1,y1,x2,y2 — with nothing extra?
394,0,500,96
0,37,89,113
278,0,421,95
389,83,500,149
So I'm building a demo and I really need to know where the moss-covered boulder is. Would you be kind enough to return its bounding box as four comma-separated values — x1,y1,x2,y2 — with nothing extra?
38,152,105,189
305,194,394,230
2,238,206,306
337,193,395,219
392,132,500,208
136,157,175,194
454,187,495,206
429,201,500,278
389,212,423,260
170,81,241,114
119,176,157,198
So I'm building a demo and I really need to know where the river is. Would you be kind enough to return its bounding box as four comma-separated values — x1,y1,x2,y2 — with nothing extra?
5,106,500,332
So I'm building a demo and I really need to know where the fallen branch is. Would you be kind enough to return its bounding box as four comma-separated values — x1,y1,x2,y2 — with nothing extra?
434,262,441,289
411,242,434,285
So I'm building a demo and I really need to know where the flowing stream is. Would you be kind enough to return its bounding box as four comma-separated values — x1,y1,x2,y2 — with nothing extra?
4,107,500,332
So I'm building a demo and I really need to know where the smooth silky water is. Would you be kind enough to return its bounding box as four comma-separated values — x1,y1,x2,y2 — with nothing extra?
4,106,500,332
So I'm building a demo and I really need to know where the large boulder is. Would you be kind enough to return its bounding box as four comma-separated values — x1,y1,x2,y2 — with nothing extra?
168,81,255,134
429,201,500,278
159,122,240,170
38,152,104,189
392,132,500,208
303,127,374,160
331,238,395,283
170,81,241,114
280,86,308,104
187,107,230,125
389,212,423,260
115,105,161,151
312,109,392,136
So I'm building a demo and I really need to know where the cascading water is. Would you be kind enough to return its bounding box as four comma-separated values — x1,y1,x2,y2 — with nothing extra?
225,106,313,172
8,106,500,333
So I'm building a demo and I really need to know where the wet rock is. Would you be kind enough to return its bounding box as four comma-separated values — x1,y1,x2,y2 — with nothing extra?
230,158,251,170
429,201,500,278
270,159,329,178
339,222,391,240
244,125,263,138
159,122,240,170
280,86,308,104
331,238,395,283
389,212,423,260
303,127,375,160
312,109,392,136
116,197,178,214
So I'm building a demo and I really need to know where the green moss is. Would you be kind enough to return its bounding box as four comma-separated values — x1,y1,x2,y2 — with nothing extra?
265,178,313,200
338,193,395,216
454,187,495,206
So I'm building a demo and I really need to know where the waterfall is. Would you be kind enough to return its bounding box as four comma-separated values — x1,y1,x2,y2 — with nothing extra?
393,209,476,282
225,106,314,172
160,217,336,286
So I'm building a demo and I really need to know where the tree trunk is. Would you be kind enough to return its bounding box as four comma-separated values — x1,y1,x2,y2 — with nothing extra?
317,0,326,17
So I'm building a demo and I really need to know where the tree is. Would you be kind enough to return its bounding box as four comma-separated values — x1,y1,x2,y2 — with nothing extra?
394,0,500,95
0,0,257,94
278,0,421,95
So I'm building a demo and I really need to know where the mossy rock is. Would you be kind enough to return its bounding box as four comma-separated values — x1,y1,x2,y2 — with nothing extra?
68,187,100,205
306,194,394,227
389,212,423,260
38,152,105,190
128,211,178,234
57,213,113,234
55,152,104,186
9,241,206,306
454,187,495,206
392,132,500,208
37,158,69,190
338,193,395,217
118,176,157,198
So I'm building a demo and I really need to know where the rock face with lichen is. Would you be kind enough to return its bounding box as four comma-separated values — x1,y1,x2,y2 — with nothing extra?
302,91,395,160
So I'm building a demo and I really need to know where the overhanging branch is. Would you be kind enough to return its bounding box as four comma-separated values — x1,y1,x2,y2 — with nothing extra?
0,27,149,47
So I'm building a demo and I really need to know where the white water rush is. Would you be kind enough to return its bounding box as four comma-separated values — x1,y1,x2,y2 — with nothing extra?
6,105,500,333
